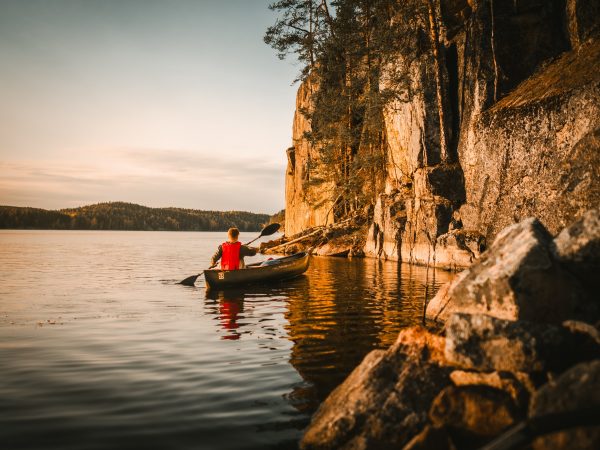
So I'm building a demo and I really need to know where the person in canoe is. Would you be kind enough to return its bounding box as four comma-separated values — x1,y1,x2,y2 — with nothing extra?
210,227,258,270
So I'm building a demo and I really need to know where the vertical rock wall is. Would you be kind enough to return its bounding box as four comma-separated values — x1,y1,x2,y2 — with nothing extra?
285,77,334,236
283,0,600,270
460,65,600,238
455,0,600,239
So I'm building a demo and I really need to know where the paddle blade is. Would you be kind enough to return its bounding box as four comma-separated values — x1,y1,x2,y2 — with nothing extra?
260,222,281,237
179,274,200,286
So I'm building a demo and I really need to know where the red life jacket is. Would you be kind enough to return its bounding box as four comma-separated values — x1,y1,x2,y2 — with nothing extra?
221,241,241,270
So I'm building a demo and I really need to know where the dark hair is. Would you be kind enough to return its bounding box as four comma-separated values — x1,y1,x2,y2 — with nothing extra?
228,227,239,239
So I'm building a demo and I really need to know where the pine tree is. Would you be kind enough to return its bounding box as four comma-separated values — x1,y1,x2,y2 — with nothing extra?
266,0,448,218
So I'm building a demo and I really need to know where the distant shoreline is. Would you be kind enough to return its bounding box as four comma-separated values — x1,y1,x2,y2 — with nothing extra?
0,202,273,233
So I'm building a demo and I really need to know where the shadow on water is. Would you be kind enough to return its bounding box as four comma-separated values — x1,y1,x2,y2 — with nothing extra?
203,256,454,416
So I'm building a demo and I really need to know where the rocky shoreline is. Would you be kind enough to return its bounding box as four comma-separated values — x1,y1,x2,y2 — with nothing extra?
265,2,600,445
261,212,484,272
297,209,600,450
261,213,370,259
261,219,487,275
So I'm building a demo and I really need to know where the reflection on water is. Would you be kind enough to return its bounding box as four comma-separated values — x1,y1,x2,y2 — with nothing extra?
204,257,452,414
208,291,244,340
293,259,450,412
0,230,453,450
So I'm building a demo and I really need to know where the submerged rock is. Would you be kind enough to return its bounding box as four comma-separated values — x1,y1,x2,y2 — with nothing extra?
300,327,452,450
529,360,600,450
426,217,593,324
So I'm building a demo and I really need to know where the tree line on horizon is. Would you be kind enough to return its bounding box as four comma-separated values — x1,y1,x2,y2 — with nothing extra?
0,202,272,232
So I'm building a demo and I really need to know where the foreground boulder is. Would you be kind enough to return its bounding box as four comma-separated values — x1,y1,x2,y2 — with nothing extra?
402,425,454,450
426,217,595,324
300,327,453,450
429,385,522,447
449,370,534,408
553,209,600,294
529,360,600,450
444,314,600,373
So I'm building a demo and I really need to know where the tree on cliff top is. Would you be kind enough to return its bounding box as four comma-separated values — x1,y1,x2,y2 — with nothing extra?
264,0,334,80
265,0,444,219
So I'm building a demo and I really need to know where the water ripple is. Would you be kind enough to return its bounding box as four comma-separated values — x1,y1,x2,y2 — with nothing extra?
0,230,453,450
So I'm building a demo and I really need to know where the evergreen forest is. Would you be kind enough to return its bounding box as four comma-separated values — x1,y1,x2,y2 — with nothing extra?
0,202,271,232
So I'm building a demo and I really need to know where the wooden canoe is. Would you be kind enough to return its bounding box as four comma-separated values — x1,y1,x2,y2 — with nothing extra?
204,252,309,289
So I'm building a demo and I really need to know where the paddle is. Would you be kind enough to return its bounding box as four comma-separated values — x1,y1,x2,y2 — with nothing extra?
178,223,281,286
179,264,216,286
244,222,281,245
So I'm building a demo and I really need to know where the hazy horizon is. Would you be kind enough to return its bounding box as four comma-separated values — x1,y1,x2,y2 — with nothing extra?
0,0,298,215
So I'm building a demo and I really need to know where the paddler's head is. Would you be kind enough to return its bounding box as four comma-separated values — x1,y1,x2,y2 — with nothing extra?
227,227,239,243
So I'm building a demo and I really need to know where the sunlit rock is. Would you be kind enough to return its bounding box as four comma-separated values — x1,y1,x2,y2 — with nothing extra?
458,40,600,240
428,385,522,445
300,327,452,450
434,229,486,270
284,76,334,237
444,313,600,373
449,370,533,408
427,218,588,324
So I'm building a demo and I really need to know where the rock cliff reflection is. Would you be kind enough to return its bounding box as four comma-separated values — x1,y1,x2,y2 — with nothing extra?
204,256,453,415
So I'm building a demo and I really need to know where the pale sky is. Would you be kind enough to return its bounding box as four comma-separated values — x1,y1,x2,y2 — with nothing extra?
0,0,298,214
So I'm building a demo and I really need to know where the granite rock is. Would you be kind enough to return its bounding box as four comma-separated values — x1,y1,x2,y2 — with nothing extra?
553,208,600,294
426,218,591,324
444,313,600,373
300,327,452,450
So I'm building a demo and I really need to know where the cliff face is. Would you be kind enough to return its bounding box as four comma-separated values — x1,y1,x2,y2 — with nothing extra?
284,0,600,270
452,0,600,240
460,40,600,239
285,77,334,236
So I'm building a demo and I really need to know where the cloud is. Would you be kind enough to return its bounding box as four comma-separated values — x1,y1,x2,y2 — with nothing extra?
115,147,284,182
0,149,286,213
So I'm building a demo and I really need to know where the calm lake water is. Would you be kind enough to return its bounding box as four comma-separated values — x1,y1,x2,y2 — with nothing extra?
0,230,454,450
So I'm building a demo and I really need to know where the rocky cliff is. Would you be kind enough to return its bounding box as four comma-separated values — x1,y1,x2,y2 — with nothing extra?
285,77,335,237
283,0,600,270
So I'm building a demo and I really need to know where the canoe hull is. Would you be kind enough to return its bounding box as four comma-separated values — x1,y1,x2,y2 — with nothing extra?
204,252,309,289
